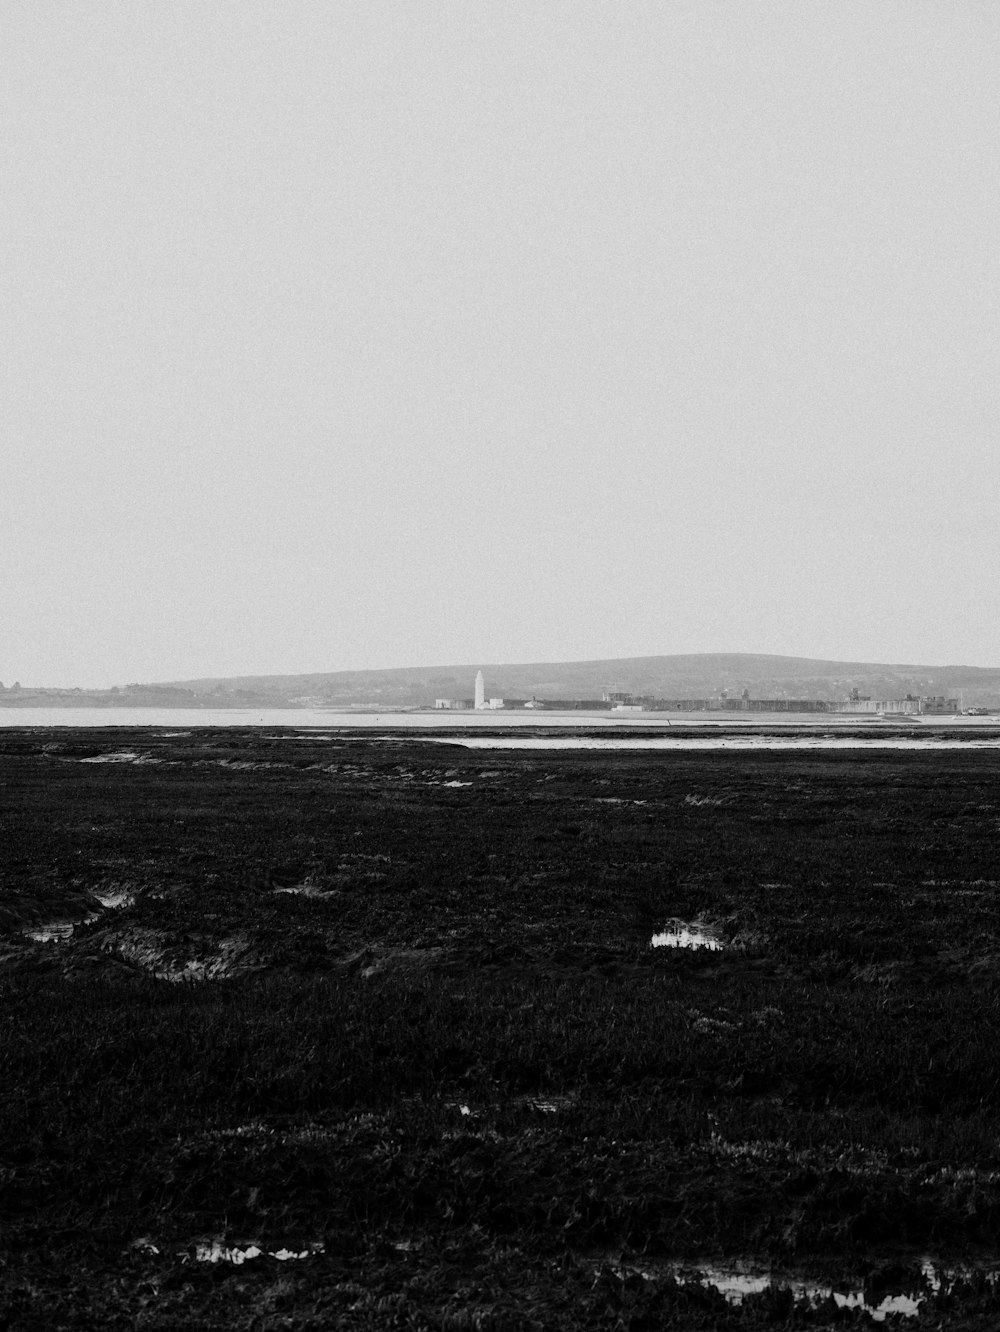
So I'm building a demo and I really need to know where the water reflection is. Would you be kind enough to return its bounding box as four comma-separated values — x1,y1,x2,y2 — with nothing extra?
24,892,129,942
95,890,133,909
79,750,143,763
188,1240,323,1264
650,923,723,951
2,705,999,742
452,736,1000,750
24,923,76,943
674,1265,920,1320
613,1257,1000,1321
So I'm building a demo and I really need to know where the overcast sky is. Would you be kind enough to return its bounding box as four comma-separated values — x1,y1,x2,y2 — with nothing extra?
3,3,998,685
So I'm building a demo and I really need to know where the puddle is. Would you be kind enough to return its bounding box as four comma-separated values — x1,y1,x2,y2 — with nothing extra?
25,891,133,940
611,1258,1000,1321
651,921,723,951
213,758,288,770
95,890,134,909
185,1240,325,1264
79,751,162,764
24,922,76,943
676,1265,918,1319
447,1096,573,1117
23,897,118,942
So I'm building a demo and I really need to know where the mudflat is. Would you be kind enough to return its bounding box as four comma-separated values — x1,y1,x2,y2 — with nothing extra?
4,727,1000,1327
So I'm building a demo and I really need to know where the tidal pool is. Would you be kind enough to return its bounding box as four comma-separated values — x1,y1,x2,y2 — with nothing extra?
650,923,723,950
24,923,76,943
619,1258,1000,1321
3,705,999,740
674,1265,919,1319
187,1240,324,1264
79,750,143,763
95,890,134,908
23,892,130,942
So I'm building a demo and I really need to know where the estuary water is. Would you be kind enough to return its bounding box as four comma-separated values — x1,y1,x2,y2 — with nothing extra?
444,735,1000,749
0,707,998,749
638,1257,1000,1322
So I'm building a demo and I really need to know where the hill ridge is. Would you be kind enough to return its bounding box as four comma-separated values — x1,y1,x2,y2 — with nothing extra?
162,653,1000,708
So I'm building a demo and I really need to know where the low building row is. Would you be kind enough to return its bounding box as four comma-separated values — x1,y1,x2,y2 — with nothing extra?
432,694,964,714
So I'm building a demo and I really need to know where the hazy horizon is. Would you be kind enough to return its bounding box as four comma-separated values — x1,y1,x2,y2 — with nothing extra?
165,647,1000,688
8,646,1000,694
5,3,998,687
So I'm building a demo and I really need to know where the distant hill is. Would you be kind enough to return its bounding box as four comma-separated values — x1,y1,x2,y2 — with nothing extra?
163,653,1000,708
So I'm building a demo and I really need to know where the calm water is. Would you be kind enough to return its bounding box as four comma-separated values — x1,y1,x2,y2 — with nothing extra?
0,707,998,749
651,925,724,950
644,1258,1000,1322
0,707,562,729
448,735,1000,750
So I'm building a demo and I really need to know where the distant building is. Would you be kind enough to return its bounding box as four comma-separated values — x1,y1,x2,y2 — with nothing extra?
921,696,960,715
544,699,615,711
830,694,960,716
423,682,968,716
720,697,828,713
877,698,923,716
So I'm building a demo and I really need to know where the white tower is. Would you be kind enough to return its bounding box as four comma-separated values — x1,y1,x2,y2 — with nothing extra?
474,670,486,710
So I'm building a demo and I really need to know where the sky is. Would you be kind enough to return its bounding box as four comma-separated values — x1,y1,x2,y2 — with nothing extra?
3,2,999,686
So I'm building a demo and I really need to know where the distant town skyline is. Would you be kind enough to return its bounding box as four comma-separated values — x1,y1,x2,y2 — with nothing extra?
4,4,998,686
6,650,1000,711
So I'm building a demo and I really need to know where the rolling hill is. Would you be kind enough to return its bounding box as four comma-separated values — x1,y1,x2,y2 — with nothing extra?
165,653,1000,708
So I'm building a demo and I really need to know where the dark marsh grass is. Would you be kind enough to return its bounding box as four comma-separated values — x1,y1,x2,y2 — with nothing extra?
4,728,1000,1325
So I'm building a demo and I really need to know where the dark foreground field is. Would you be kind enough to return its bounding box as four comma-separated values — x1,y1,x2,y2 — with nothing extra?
4,727,1000,1328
